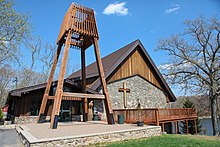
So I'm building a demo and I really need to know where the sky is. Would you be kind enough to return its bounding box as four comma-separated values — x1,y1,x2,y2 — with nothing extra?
14,0,220,95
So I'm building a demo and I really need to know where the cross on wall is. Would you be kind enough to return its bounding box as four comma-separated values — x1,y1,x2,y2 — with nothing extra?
118,82,130,108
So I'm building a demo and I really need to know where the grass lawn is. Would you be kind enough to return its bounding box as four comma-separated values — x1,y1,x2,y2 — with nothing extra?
97,134,220,147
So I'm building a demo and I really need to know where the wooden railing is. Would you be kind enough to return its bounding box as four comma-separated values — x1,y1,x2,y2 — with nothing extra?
113,108,197,125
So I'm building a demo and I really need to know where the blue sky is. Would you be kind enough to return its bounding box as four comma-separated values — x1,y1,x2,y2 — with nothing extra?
14,0,220,94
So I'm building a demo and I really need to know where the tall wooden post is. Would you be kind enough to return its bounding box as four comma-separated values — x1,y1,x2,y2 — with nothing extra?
93,37,114,124
81,47,88,122
194,119,197,134
155,109,159,126
161,122,165,132
50,30,71,129
174,121,178,134
186,120,189,134
177,121,180,133
38,43,62,123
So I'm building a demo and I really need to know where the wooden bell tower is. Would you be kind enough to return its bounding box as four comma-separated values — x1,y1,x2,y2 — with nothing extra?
37,3,115,129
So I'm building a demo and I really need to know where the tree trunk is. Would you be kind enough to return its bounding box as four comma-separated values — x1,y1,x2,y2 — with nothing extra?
210,95,219,136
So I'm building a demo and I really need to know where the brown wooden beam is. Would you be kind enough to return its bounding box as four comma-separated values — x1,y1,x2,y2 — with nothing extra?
50,30,72,129
155,109,159,126
161,122,165,132
62,92,105,99
62,97,82,101
92,37,114,124
194,118,197,134
38,43,62,123
174,121,178,134
47,93,105,99
81,47,88,122
186,120,189,134
48,96,55,99
177,121,180,133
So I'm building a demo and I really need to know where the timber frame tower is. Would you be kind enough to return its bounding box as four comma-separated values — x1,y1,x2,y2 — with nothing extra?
37,3,115,129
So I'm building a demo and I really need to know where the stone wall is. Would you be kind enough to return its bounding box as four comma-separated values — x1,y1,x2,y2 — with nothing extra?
94,75,168,119
14,116,38,124
20,126,161,146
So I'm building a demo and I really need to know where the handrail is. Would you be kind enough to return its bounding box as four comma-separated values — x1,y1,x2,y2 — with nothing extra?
113,108,197,125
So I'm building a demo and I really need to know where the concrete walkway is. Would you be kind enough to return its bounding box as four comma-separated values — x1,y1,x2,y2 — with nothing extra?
0,129,22,147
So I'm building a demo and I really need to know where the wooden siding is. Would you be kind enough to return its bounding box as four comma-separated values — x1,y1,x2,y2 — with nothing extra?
108,49,162,89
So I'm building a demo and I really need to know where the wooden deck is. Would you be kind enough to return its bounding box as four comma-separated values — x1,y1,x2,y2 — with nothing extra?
113,108,197,134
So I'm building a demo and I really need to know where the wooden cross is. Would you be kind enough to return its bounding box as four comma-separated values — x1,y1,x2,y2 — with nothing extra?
118,82,130,108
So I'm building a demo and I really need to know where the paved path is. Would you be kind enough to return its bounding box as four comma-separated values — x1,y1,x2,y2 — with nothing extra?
0,129,22,147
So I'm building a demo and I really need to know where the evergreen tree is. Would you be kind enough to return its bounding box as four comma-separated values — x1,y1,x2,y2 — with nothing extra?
180,99,202,134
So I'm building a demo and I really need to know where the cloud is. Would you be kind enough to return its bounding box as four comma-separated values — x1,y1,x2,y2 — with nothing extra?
165,4,180,14
158,61,193,71
158,63,173,70
103,2,129,16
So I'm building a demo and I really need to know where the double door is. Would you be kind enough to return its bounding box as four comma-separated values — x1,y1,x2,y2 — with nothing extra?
59,101,82,121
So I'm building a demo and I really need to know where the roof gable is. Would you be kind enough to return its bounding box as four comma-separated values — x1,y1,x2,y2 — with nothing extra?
108,48,162,89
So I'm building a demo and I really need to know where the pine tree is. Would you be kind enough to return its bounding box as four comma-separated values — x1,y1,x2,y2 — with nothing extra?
180,99,202,134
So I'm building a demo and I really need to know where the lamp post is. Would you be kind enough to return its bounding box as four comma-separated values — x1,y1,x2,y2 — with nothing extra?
13,77,18,89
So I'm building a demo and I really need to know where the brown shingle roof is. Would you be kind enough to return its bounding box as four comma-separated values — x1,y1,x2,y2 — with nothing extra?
9,79,98,97
68,39,176,102
68,40,137,79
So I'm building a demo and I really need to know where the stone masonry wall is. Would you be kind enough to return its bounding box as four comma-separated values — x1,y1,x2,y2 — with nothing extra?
14,116,38,124
20,126,161,146
95,75,167,111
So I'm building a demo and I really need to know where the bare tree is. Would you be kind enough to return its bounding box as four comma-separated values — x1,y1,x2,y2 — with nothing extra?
16,68,46,88
26,37,42,70
0,65,15,107
0,0,31,66
40,42,57,81
157,16,220,136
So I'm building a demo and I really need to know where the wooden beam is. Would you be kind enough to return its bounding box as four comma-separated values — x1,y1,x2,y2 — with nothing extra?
174,121,178,134
62,97,82,101
50,30,72,129
38,43,62,123
177,121,180,133
161,122,165,132
155,109,159,126
48,94,104,100
81,46,88,122
194,118,197,134
62,92,105,99
186,120,189,134
92,37,115,124
48,96,55,99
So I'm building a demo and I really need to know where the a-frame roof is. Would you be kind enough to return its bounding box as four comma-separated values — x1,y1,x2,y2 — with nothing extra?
68,39,176,102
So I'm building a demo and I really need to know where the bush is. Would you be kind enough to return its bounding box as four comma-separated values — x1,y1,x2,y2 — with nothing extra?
0,108,3,120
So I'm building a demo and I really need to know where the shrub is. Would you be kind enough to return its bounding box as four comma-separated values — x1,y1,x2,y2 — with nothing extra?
0,109,3,120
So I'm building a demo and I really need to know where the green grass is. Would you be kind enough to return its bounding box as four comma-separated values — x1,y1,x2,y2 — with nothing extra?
95,134,220,147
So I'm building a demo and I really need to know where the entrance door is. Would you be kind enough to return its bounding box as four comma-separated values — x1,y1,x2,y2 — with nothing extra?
59,101,71,122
